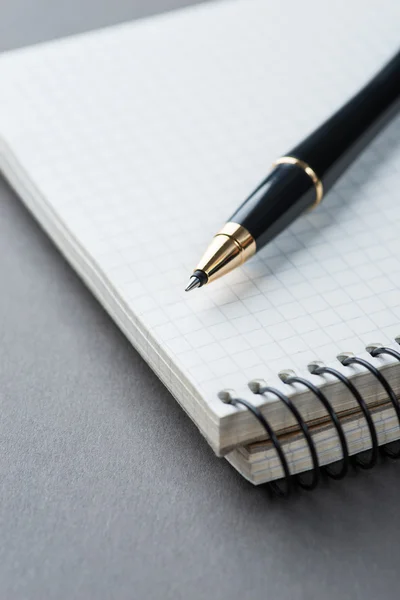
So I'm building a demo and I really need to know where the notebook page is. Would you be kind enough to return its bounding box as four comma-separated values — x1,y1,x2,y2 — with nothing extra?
0,0,399,453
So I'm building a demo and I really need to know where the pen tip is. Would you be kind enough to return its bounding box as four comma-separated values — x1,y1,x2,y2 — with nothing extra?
185,276,201,292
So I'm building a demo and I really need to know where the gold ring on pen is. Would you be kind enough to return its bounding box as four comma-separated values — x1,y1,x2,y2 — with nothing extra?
273,156,324,210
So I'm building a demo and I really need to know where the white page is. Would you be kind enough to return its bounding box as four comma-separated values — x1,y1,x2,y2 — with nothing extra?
0,0,399,454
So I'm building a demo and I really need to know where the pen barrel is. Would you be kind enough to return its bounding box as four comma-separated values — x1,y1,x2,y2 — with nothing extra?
289,49,400,191
230,49,400,252
230,163,316,249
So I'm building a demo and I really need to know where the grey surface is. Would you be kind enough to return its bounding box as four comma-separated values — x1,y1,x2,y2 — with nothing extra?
1,1,400,598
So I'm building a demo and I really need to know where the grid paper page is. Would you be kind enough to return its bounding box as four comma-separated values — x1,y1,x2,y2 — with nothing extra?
0,0,399,454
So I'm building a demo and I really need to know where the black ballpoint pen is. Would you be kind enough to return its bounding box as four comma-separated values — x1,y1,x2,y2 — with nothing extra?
185,49,400,292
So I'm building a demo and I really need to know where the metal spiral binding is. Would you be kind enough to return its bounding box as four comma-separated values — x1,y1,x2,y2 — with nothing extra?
219,337,400,496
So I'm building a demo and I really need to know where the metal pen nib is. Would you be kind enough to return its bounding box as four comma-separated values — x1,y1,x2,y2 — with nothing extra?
185,276,201,292
186,222,256,291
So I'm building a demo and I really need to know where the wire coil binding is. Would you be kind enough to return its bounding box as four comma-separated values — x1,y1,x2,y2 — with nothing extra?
219,337,400,496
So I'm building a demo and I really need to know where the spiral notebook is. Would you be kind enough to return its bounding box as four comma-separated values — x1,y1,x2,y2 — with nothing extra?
0,0,400,487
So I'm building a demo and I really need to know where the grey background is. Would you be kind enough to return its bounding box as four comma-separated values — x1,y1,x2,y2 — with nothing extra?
0,1,399,598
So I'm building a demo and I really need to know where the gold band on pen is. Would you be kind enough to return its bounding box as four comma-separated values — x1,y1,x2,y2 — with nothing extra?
273,156,324,210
